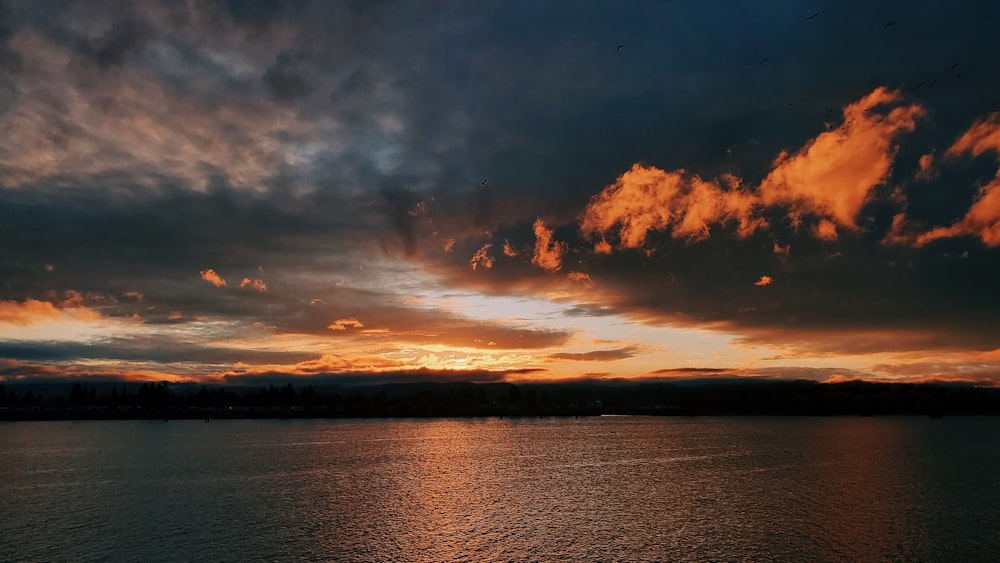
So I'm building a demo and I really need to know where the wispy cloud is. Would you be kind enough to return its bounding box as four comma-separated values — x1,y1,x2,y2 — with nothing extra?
548,346,639,362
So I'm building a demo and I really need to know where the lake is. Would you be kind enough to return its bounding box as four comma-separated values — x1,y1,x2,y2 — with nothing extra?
2,416,999,561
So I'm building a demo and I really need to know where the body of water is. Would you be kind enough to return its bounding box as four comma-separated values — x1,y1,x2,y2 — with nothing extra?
2,416,999,561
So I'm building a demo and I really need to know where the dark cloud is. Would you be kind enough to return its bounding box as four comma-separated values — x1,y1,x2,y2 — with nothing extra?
548,346,639,362
2,1,1000,382
647,366,872,383
78,19,154,69
0,340,314,366
331,65,374,103
220,367,540,388
221,0,289,25
262,50,309,100
380,187,423,256
0,1,21,79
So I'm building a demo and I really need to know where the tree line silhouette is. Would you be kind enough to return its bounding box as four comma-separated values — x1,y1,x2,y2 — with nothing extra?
2,379,999,420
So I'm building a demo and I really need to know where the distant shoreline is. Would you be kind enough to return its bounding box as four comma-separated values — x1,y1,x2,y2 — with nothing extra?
4,379,999,420
0,406,990,422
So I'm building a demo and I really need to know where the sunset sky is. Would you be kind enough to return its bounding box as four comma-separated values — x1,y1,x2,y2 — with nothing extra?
2,1,999,386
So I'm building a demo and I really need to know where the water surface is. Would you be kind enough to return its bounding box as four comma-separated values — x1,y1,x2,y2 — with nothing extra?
2,416,999,561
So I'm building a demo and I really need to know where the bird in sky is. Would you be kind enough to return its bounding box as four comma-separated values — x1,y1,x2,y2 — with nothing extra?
945,63,959,71
885,20,896,27
481,178,488,186
805,12,819,20
617,44,623,52
760,57,769,64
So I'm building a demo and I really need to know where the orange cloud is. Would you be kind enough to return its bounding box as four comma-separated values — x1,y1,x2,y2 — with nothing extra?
753,275,773,287
328,317,364,331
913,113,1000,247
240,277,268,292
443,238,455,253
470,243,495,270
200,268,227,287
0,299,63,325
946,112,1000,157
580,89,921,252
168,311,184,320
822,374,858,384
0,298,101,324
502,239,518,257
773,243,790,255
531,218,566,272
758,87,923,229
882,212,915,245
579,164,761,249
812,219,838,240
567,271,592,284
916,153,936,181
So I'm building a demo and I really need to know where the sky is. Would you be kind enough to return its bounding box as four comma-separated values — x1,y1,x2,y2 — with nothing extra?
1,0,999,386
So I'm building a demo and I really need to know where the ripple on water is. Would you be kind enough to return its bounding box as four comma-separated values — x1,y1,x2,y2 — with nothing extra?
2,417,1000,562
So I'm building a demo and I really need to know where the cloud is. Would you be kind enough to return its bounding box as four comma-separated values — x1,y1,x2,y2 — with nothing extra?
548,346,639,362
0,28,304,191
2,3,999,386
758,87,923,229
579,164,761,249
647,366,873,382
470,242,495,270
916,153,936,181
328,317,364,331
567,271,592,284
772,243,790,255
649,367,729,376
502,239,518,256
578,87,922,254
812,219,838,240
443,238,455,253
0,299,99,325
947,112,1000,157
262,50,309,101
753,275,773,287
382,189,423,257
912,113,1000,247
200,269,227,287
80,19,154,69
240,277,268,292
531,218,565,272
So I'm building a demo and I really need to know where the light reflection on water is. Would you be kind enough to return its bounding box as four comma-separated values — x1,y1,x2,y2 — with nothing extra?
2,416,1000,561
